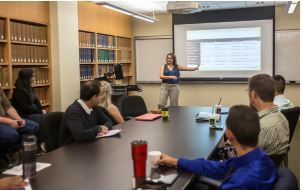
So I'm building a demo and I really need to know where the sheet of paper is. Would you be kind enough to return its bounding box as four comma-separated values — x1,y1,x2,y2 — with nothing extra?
96,129,122,138
3,162,51,176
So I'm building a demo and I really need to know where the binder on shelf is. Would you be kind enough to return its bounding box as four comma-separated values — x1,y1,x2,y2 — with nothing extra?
0,19,4,40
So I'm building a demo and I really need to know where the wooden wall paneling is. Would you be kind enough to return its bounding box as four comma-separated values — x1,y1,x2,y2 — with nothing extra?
0,2,49,24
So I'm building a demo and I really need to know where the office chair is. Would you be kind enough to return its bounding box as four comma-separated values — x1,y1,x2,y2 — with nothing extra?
120,95,148,120
270,107,300,167
273,167,298,190
281,107,300,143
194,167,297,190
41,112,64,152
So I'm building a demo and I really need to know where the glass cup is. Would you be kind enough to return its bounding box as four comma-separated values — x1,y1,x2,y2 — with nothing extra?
214,104,222,114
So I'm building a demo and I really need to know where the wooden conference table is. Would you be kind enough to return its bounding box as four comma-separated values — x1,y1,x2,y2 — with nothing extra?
31,106,227,189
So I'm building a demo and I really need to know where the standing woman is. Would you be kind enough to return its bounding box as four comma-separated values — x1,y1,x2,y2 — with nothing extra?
12,68,46,126
158,53,198,109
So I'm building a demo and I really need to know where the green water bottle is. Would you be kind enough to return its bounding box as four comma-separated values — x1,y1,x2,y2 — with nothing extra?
161,107,169,120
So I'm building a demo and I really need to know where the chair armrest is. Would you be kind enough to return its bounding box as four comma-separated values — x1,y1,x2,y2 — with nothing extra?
197,175,222,189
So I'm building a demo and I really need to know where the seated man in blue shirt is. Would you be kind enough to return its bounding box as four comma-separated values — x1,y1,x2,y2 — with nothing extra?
157,105,277,189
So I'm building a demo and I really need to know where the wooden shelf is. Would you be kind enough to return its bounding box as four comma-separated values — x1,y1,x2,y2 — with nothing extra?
0,86,10,90
97,47,115,50
32,83,51,87
80,62,95,65
117,61,132,64
0,39,7,43
79,46,95,49
12,63,48,66
97,62,115,65
11,41,48,46
0,63,8,66
123,73,132,77
41,102,50,107
80,78,94,82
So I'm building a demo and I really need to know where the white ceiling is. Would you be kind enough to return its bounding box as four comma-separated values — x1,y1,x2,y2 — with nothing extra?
102,1,287,15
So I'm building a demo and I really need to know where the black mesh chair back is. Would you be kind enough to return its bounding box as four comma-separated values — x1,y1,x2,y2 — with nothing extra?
281,107,300,143
273,167,298,190
120,96,148,119
41,112,64,152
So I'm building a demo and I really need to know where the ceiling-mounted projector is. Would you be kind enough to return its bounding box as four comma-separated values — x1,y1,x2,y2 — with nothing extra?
167,1,202,14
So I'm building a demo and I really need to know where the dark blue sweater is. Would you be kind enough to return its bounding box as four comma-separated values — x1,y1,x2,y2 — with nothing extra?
177,148,277,189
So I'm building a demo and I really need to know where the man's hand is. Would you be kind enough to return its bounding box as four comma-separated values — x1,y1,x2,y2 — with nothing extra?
157,153,178,167
17,119,25,128
42,110,47,114
0,176,28,189
99,126,109,135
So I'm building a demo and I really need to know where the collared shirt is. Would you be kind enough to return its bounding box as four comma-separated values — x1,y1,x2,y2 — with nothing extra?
177,148,277,189
0,88,12,116
258,105,289,155
77,99,93,115
274,95,294,111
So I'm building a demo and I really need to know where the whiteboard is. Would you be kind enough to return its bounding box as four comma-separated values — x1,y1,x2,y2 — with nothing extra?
275,30,300,82
135,31,300,82
135,37,172,83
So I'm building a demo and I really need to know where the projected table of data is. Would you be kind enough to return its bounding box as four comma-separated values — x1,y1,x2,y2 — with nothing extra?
187,27,261,71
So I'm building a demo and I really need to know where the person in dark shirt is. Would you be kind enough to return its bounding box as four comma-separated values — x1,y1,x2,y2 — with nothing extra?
12,68,45,126
59,80,113,146
157,105,277,189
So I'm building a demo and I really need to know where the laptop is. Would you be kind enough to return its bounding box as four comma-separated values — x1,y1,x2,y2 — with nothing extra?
135,113,162,121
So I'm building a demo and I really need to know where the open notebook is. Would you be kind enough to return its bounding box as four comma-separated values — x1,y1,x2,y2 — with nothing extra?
135,113,162,121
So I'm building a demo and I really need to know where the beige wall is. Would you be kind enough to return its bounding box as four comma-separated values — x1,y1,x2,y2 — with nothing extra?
50,2,80,111
133,7,300,110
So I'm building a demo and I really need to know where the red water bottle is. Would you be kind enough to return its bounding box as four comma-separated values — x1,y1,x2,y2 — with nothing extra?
131,140,148,189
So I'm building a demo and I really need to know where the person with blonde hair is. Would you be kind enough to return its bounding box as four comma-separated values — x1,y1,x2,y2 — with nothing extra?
99,81,124,124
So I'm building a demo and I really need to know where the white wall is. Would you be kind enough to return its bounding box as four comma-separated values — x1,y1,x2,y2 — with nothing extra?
133,8,300,110
50,1,80,111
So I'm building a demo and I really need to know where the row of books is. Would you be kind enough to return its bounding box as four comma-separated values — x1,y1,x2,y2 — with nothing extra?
79,31,95,47
79,48,95,63
117,37,131,49
0,67,8,87
117,50,132,62
0,44,4,62
34,87,48,104
97,50,115,62
97,64,114,78
97,34,115,48
0,19,5,40
10,21,47,44
80,65,94,80
12,44,48,63
12,67,49,84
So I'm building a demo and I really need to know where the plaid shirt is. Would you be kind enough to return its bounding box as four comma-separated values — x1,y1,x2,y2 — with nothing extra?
258,106,289,155
0,88,11,116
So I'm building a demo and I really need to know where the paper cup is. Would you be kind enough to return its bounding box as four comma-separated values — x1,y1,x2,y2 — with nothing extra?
148,151,161,168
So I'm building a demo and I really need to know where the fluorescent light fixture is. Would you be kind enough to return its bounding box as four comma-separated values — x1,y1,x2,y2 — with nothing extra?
286,1,299,14
102,5,133,16
98,2,158,23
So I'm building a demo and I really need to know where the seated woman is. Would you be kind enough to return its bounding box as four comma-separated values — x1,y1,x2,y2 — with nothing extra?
99,80,124,124
12,68,46,126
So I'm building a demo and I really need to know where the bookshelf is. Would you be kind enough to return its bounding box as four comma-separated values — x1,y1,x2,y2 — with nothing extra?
79,30,133,84
0,17,52,111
